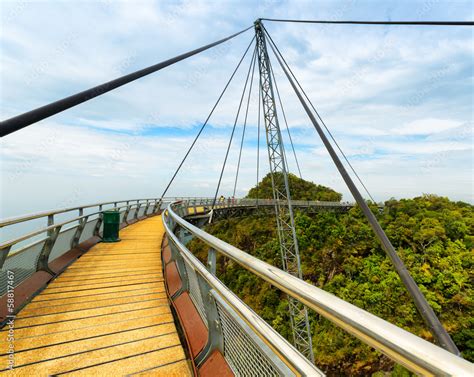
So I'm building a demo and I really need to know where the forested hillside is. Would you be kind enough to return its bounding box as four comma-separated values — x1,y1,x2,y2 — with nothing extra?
247,172,343,202
188,176,473,376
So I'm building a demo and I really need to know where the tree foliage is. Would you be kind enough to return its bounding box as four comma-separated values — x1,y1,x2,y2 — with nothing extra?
246,172,343,202
188,183,473,375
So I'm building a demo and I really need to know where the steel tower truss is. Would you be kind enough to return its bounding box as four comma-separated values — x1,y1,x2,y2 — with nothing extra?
254,21,315,363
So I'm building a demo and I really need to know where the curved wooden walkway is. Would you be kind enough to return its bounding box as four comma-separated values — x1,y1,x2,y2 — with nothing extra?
0,216,191,376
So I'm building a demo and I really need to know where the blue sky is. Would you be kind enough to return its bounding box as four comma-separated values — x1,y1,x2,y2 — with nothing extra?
1,0,473,217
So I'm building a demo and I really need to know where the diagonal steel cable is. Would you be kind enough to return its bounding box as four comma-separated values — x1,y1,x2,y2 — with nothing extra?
263,25,376,203
256,77,262,206
160,36,255,198
1,26,254,137
212,46,257,208
264,25,460,355
233,46,258,197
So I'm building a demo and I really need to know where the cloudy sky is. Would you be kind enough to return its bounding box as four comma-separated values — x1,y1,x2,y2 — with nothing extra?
1,0,473,217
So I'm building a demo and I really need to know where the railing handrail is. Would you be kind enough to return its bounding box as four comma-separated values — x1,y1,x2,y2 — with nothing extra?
167,201,472,376
0,198,163,228
0,202,139,250
0,197,354,229
162,209,323,376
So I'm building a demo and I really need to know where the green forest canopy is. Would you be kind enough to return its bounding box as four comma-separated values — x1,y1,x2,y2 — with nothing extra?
246,172,343,202
188,175,473,376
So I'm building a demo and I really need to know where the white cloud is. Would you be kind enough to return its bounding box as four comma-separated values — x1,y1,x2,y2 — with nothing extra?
394,118,461,136
1,0,473,219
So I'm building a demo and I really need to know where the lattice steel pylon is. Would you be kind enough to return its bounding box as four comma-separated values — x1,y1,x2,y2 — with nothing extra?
254,20,315,363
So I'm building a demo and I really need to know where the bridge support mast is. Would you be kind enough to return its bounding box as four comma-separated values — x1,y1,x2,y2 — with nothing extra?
254,20,315,363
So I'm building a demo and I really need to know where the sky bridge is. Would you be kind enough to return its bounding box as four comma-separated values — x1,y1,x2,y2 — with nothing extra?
1,16,473,377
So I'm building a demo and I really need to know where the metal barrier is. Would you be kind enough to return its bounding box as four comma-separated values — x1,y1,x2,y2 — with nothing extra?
0,198,164,295
163,204,324,376
3,196,455,376
166,200,473,376
0,196,346,297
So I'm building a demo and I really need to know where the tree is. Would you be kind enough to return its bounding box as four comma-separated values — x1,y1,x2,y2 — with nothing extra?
246,172,343,202
188,177,473,375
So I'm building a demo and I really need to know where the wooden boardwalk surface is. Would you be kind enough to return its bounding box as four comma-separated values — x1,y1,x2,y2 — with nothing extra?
0,216,191,376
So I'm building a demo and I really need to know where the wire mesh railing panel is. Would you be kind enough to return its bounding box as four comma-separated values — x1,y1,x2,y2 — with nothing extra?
1,241,45,295
216,299,281,377
183,258,207,323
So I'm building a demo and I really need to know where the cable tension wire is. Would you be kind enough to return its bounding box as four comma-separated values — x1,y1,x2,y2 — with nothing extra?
263,25,376,203
212,46,257,208
233,44,258,197
160,36,256,198
1,25,253,137
260,18,473,26
264,27,460,355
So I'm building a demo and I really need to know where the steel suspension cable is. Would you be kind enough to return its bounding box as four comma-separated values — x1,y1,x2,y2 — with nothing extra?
160,36,255,199
263,26,376,203
233,46,257,197
260,18,473,26
269,59,303,179
212,47,257,208
1,26,254,137
265,27,460,355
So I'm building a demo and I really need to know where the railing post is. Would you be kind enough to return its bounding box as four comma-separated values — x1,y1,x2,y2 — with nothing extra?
0,246,12,269
207,248,217,275
194,285,225,367
134,200,141,220
143,200,150,216
168,238,189,298
36,222,62,274
71,215,88,249
154,199,162,214
123,201,130,224
94,212,104,238
48,214,54,229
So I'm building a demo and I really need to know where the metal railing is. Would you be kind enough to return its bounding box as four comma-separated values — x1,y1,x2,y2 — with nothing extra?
163,202,324,376
0,198,164,295
0,196,346,297
1,197,471,374
165,200,473,376
164,198,354,217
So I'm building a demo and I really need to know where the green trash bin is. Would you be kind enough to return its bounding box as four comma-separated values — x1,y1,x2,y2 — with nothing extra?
102,210,121,242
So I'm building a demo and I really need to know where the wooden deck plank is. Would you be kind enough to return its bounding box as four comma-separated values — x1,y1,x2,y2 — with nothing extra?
133,360,192,376
0,323,177,367
2,216,191,376
41,276,163,293
27,285,165,306
60,345,186,376
3,334,181,375
0,313,174,353
18,292,167,317
29,281,165,301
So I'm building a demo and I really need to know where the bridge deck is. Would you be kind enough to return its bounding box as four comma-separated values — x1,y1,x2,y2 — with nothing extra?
1,216,191,376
